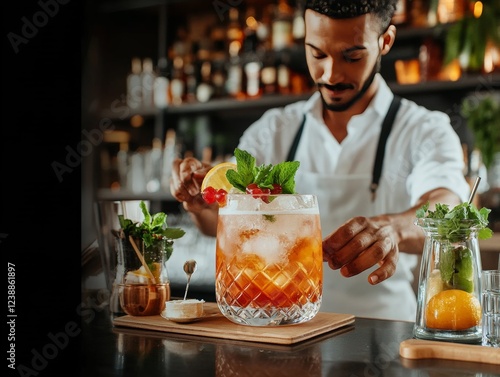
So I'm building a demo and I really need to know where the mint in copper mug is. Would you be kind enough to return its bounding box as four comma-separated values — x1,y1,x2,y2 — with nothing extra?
413,202,492,343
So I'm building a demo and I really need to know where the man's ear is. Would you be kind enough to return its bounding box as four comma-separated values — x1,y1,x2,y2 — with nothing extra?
380,25,396,55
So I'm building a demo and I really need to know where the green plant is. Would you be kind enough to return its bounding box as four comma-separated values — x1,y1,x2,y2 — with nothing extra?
461,93,500,169
443,0,500,71
118,201,185,260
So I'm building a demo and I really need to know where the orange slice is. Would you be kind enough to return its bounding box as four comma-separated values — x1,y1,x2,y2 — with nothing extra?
201,162,237,192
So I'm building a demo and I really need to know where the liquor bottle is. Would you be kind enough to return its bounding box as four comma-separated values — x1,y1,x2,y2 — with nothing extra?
196,60,214,103
392,0,408,25
256,4,274,52
141,57,156,109
153,57,170,108
226,7,244,51
292,1,305,45
126,57,142,109
260,50,277,95
195,35,214,103
211,23,227,63
272,0,294,50
225,40,244,98
184,53,198,103
170,56,185,105
241,12,262,98
211,59,227,99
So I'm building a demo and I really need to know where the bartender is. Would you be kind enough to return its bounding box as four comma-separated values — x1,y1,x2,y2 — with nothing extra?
169,0,470,321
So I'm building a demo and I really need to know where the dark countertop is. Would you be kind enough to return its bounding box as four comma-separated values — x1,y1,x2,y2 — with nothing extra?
81,296,500,377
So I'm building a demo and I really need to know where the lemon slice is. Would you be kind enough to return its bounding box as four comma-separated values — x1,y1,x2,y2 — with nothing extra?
201,162,237,191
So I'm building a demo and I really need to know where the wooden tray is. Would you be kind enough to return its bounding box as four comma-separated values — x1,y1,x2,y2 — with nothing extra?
400,339,500,365
113,302,355,345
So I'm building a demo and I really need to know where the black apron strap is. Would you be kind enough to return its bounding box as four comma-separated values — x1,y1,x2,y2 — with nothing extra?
286,114,306,162
285,95,402,201
370,95,401,201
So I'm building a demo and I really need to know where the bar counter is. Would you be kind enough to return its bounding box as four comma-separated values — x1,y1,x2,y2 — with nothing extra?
81,299,499,377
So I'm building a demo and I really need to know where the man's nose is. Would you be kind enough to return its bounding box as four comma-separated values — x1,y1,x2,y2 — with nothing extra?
321,58,340,84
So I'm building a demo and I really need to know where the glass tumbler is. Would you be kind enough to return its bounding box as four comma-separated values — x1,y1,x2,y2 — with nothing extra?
215,194,323,326
117,236,171,316
413,218,483,343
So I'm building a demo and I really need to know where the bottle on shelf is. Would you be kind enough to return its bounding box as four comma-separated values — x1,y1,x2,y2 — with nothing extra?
184,53,198,103
170,56,186,105
145,137,163,193
226,7,244,52
277,52,291,94
241,13,262,98
126,57,142,109
210,23,227,63
225,39,244,98
141,57,156,109
292,1,305,46
161,129,179,191
272,0,294,51
256,4,274,52
153,57,170,108
196,60,214,103
392,0,408,25
211,59,227,99
261,50,277,95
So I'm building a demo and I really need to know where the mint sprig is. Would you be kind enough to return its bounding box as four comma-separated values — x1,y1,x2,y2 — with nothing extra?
416,201,493,241
226,148,300,194
118,201,185,260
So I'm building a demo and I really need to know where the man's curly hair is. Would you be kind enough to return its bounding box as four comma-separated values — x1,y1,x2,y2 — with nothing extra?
304,0,398,32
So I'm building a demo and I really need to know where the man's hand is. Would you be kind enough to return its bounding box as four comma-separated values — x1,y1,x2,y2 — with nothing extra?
170,157,213,213
322,215,400,285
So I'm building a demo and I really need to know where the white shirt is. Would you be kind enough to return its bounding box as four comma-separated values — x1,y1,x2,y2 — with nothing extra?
236,74,470,321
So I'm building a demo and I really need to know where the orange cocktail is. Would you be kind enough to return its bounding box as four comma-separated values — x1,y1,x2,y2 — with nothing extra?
215,194,323,326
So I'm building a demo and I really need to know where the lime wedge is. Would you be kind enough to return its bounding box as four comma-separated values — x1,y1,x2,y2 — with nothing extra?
452,274,474,293
454,247,473,280
439,246,455,283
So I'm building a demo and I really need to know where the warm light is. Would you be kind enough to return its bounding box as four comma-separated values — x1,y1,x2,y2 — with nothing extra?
484,41,500,73
130,115,144,128
246,16,257,29
394,59,421,84
473,1,483,18
229,40,241,56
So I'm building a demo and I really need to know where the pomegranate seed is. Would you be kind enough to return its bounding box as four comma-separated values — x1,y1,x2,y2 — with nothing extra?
215,189,227,206
202,186,217,204
270,184,282,195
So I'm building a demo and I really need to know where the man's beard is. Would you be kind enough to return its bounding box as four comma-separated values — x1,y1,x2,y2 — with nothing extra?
318,56,381,112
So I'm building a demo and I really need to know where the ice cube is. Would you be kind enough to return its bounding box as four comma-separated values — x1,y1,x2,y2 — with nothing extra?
241,233,284,265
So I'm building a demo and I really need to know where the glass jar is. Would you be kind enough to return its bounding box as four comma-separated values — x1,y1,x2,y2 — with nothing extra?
116,236,171,316
413,218,483,343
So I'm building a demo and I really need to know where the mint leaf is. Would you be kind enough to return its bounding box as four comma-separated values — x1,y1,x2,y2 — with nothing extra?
226,148,300,194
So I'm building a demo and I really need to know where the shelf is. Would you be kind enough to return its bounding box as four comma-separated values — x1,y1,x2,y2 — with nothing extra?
164,92,314,115
389,73,500,95
99,74,499,120
395,23,451,40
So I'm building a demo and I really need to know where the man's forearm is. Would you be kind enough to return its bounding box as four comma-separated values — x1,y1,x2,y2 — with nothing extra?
389,188,464,254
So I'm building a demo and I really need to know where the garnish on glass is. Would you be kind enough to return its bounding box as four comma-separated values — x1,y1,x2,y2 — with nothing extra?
201,148,300,206
118,200,185,261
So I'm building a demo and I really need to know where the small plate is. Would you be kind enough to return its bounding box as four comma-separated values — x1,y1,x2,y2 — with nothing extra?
161,313,202,324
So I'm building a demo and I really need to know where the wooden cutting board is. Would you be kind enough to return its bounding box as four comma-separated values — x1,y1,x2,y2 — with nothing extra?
113,302,355,345
400,339,500,365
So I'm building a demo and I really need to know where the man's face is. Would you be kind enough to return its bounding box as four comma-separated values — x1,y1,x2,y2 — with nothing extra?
304,10,384,112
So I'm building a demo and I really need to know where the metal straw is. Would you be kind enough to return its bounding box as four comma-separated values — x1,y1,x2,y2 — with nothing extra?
468,176,481,204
